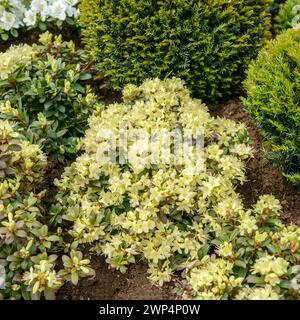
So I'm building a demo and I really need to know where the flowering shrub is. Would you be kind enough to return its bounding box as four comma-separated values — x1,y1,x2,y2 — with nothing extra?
53,78,300,300
79,0,272,102
243,28,300,184
0,44,34,80
274,0,300,33
0,32,97,160
0,120,94,300
0,0,80,40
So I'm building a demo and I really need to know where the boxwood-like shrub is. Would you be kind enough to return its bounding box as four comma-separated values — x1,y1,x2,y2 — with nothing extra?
275,0,300,33
54,78,300,300
271,0,286,13
79,0,272,101
243,28,300,184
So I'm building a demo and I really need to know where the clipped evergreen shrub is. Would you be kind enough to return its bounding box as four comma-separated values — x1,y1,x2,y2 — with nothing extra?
79,0,272,101
243,28,300,184
275,0,300,33
54,78,300,300
271,0,286,13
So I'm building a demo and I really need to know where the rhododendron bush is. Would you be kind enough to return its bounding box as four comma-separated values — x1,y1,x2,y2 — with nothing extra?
0,120,93,300
0,43,34,80
53,78,300,300
0,32,97,160
0,0,80,40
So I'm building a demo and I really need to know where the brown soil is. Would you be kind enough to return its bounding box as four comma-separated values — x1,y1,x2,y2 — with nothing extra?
57,256,174,300
212,99,300,226
0,25,80,53
37,157,71,209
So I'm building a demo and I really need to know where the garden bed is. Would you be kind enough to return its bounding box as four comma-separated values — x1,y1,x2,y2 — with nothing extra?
213,100,300,226
1,1,299,301
55,98,300,300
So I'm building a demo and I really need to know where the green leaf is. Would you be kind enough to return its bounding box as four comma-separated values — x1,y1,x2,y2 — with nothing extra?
266,244,277,254
103,209,111,223
198,244,210,259
79,73,92,81
10,29,18,38
246,275,265,284
74,83,85,93
0,80,10,87
58,105,66,113
48,235,60,242
56,129,67,138
71,272,79,285
39,22,47,31
234,267,248,278
1,33,9,41
234,260,247,268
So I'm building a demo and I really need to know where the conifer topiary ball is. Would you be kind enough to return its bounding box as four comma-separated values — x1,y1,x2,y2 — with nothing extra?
79,0,272,102
274,0,300,34
243,28,300,184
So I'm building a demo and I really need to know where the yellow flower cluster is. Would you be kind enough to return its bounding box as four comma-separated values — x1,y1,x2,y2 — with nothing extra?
23,259,63,296
0,44,35,80
236,285,281,300
252,255,289,285
187,256,243,299
55,78,300,300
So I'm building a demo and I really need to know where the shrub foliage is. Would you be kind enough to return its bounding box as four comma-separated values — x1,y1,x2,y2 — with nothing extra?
0,44,34,80
271,0,287,12
0,32,97,160
0,0,80,41
0,120,94,300
243,28,300,184
274,0,300,33
79,0,271,101
54,78,300,300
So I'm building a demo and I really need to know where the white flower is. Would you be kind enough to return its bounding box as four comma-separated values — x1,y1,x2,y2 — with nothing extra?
8,0,20,6
23,10,37,27
65,5,78,17
64,0,79,6
1,11,16,31
30,0,48,13
48,1,67,20
30,0,49,21
0,0,79,32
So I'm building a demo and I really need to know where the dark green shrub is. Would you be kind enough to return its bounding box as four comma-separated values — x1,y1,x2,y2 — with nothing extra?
243,28,300,184
271,0,286,12
79,0,272,102
0,32,97,161
275,0,300,34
